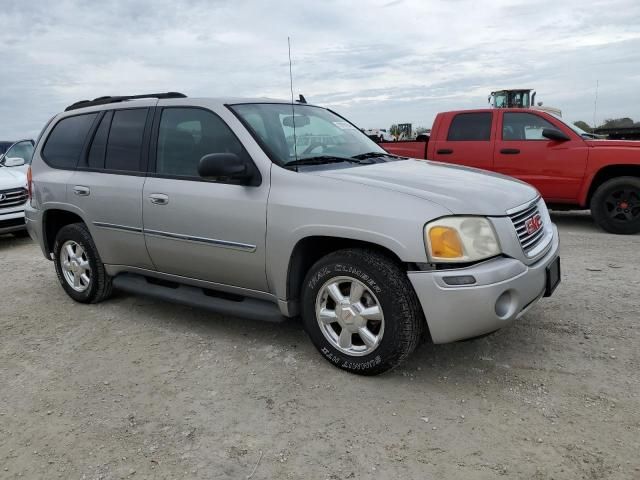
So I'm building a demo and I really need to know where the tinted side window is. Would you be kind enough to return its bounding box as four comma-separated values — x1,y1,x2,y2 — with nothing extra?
503,112,556,140
43,113,98,169
156,108,248,178
87,111,113,169
105,109,148,172
447,113,492,141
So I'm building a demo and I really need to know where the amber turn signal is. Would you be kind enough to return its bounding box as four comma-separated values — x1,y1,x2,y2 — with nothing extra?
428,226,464,259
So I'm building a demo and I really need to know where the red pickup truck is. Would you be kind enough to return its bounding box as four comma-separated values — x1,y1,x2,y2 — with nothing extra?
381,108,640,234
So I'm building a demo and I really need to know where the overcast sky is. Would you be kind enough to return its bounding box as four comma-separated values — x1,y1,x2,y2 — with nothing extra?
1,0,639,139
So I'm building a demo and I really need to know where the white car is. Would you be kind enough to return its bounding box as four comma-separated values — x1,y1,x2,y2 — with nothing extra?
0,140,34,236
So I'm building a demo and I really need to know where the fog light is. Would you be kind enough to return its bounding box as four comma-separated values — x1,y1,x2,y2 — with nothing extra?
495,290,515,318
442,275,476,286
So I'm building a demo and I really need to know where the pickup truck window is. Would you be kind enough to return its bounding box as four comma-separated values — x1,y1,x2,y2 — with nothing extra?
156,107,249,178
447,112,492,141
230,103,385,166
503,112,556,141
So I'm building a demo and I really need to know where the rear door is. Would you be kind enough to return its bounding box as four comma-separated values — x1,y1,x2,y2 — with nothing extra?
142,105,269,292
68,107,154,269
430,112,495,170
493,111,588,200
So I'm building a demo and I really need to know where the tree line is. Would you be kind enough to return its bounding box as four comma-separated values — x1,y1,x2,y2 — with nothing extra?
574,118,640,132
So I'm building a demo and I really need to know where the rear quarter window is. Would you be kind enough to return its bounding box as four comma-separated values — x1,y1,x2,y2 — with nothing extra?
42,113,98,169
447,112,492,141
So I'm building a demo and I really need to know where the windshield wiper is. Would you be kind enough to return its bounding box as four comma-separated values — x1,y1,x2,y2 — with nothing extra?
284,155,371,168
351,152,402,160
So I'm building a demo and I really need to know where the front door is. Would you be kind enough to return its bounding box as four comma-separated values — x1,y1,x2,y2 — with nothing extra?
493,111,588,201
142,106,269,292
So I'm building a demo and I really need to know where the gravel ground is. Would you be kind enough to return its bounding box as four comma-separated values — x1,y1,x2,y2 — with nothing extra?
1,212,639,480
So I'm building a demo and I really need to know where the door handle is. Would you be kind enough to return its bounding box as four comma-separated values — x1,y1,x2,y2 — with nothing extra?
500,148,520,155
437,149,453,155
149,193,169,205
73,186,90,196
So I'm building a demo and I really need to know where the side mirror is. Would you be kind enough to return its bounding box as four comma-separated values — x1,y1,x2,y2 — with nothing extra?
198,153,249,182
3,157,26,167
542,128,570,142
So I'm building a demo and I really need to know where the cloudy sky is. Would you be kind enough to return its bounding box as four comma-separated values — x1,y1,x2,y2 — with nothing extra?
1,0,639,139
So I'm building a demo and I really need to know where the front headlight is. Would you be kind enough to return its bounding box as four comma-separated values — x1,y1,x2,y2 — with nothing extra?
425,216,501,263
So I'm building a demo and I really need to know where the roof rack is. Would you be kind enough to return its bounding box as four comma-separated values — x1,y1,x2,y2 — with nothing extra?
64,92,187,111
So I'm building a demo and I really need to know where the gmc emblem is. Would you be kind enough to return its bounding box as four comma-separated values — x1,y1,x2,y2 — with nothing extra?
525,214,543,235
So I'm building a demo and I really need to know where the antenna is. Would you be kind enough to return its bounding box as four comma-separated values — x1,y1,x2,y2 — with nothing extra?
593,80,599,130
288,37,298,164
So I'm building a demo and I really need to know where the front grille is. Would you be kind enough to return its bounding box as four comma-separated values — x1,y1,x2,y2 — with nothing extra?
0,187,28,209
509,200,546,254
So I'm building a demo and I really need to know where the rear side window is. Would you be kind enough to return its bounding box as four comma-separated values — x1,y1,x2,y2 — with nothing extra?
43,113,98,169
447,112,492,141
105,109,148,172
87,111,113,169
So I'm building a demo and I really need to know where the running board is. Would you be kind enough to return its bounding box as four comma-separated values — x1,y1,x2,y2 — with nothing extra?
112,273,286,323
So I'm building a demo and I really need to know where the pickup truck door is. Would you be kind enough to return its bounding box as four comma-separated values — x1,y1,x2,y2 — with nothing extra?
430,111,496,170
142,105,269,292
493,111,588,201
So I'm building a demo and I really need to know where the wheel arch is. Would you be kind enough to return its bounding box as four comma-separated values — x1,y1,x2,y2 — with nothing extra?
285,235,408,314
586,164,640,206
42,208,86,256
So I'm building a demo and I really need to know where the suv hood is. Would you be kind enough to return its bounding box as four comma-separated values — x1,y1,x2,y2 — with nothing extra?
313,159,538,216
0,167,27,190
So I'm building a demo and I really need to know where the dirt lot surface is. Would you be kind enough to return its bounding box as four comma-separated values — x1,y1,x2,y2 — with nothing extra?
1,212,639,480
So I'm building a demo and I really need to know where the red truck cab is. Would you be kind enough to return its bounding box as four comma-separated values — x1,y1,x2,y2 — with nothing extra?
381,108,640,234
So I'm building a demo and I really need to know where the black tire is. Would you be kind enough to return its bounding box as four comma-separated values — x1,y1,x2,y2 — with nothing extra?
301,248,424,375
53,222,112,303
591,176,640,234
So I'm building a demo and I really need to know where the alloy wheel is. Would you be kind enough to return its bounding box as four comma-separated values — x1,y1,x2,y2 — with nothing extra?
315,276,385,356
605,188,640,223
60,240,91,292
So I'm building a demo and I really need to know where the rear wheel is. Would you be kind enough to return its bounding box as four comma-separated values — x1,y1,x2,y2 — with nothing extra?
301,248,424,375
591,176,640,234
53,223,112,303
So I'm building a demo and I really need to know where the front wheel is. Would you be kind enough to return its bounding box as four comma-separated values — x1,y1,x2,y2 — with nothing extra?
591,176,640,234
301,249,424,375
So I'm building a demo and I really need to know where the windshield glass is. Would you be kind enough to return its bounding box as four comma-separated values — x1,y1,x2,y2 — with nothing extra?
549,113,590,137
230,103,385,166
4,141,34,165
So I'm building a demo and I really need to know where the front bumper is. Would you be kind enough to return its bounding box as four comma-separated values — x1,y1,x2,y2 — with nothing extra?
408,224,560,344
0,207,26,234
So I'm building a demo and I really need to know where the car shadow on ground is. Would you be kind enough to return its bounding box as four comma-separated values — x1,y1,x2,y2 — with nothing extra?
0,233,33,250
106,287,540,383
549,209,604,234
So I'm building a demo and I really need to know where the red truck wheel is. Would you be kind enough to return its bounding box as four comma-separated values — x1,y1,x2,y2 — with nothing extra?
591,176,640,234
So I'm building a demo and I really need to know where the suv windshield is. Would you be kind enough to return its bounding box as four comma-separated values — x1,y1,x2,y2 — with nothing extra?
230,103,386,166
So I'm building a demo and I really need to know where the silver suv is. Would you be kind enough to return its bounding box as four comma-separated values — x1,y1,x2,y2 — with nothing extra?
1,139,34,236
26,93,560,375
